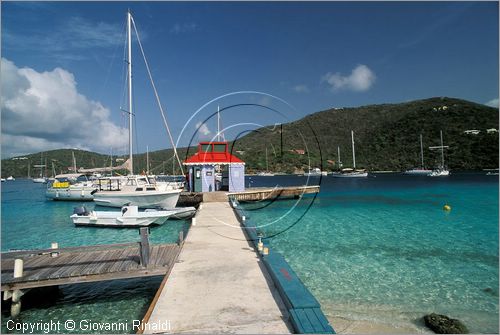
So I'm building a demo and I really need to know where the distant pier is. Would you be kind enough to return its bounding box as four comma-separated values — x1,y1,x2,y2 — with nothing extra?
229,185,320,202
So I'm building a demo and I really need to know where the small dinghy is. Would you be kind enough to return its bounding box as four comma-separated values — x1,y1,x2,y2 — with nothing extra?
166,206,197,220
71,205,176,227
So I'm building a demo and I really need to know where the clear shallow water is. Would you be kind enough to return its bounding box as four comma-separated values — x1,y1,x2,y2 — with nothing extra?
243,173,499,333
1,180,189,333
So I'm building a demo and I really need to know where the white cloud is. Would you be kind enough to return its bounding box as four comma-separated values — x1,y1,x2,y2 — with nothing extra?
258,96,272,107
170,22,198,34
485,98,499,108
195,121,211,136
64,17,125,49
3,16,128,62
1,58,128,158
322,64,376,92
293,85,309,93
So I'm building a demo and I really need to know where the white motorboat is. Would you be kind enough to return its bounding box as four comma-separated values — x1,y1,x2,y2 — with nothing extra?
404,134,433,175
486,169,499,176
70,205,176,227
32,177,47,183
1,178,5,182
168,206,197,220
46,173,97,201
429,130,450,177
93,175,181,209
332,130,368,178
6,176,15,181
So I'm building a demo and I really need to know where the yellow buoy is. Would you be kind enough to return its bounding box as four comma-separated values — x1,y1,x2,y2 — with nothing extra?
443,204,451,211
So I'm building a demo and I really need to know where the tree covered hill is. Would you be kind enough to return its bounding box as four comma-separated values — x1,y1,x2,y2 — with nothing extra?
232,97,499,172
2,97,498,177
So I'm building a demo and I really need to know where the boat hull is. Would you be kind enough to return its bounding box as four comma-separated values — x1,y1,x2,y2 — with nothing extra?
71,211,173,227
93,189,181,209
403,169,433,175
33,178,47,183
168,207,197,220
429,170,450,177
331,172,368,178
46,186,96,201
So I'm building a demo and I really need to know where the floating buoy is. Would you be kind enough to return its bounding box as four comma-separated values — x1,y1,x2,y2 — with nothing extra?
443,204,451,211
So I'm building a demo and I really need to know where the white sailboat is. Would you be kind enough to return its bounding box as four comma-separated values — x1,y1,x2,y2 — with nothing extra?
404,134,433,175
332,130,368,178
429,130,450,177
258,147,275,176
32,153,47,183
92,11,181,208
304,167,323,176
46,173,97,201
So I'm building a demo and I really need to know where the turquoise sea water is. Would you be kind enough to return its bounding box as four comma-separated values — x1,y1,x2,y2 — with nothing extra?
1,174,498,333
1,180,189,333
244,173,499,333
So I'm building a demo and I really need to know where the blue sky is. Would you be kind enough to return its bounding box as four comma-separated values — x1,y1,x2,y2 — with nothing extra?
1,1,498,158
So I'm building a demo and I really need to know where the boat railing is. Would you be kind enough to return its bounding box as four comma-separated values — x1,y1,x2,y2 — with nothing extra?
97,178,122,192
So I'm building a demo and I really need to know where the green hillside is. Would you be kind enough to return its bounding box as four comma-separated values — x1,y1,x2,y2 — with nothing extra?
232,97,499,173
2,97,498,177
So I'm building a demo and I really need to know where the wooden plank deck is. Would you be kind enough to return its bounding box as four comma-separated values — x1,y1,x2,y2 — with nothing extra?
1,243,181,291
228,185,320,202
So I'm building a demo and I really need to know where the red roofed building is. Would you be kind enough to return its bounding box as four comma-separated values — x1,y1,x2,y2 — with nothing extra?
183,142,245,192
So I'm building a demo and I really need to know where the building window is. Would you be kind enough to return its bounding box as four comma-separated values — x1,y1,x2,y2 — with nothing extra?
201,144,211,152
213,144,227,152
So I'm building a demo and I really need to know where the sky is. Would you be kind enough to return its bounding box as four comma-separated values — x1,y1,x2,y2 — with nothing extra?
1,1,498,158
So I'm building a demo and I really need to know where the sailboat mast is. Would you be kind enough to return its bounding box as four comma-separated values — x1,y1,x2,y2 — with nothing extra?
127,10,134,175
72,151,77,172
337,146,341,168
351,130,356,169
440,130,444,168
265,147,269,171
146,145,149,174
217,105,221,142
420,134,424,169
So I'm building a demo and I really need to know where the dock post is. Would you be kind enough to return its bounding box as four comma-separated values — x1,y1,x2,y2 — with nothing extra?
11,259,24,317
139,228,150,267
51,242,59,257
178,230,184,246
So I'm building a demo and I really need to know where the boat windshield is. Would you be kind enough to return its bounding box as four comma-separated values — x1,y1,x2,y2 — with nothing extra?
126,176,151,186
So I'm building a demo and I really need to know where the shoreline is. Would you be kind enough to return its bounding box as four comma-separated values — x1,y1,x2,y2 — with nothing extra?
328,316,430,334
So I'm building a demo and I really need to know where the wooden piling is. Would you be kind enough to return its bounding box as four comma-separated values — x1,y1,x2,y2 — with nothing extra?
178,231,184,246
139,228,150,267
11,259,24,317
50,242,59,257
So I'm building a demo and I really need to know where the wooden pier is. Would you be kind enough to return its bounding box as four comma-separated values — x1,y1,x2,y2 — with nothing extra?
228,185,320,202
1,242,180,292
